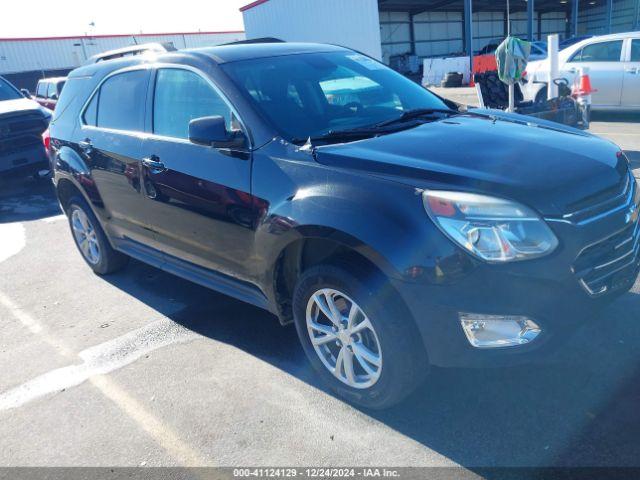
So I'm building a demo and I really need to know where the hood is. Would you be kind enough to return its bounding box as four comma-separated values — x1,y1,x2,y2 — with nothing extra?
313,113,627,216
0,98,45,117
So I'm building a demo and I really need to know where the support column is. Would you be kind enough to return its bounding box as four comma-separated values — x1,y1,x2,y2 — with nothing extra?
527,0,535,42
464,0,473,57
606,0,613,34
537,12,542,41
409,13,416,55
572,0,579,37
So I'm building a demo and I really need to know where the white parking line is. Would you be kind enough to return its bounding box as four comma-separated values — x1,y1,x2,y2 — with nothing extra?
0,223,26,263
0,290,208,465
0,319,198,411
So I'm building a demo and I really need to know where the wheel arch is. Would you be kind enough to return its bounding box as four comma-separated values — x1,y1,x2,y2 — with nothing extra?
269,226,403,325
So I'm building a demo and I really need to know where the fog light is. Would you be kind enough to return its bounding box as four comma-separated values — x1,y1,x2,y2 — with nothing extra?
459,313,541,348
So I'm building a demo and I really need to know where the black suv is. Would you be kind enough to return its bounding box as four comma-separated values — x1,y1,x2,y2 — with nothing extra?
50,43,639,408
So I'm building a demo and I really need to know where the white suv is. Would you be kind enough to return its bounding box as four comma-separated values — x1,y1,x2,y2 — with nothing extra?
522,32,640,110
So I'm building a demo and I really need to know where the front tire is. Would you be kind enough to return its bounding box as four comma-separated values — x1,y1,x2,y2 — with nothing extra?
293,264,428,409
67,196,128,275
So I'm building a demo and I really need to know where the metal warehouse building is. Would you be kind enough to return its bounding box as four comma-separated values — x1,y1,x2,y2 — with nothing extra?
241,0,640,64
0,31,245,90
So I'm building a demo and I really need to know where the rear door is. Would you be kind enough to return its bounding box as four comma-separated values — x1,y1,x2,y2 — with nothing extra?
621,38,640,108
78,67,157,246
565,39,624,107
140,66,255,278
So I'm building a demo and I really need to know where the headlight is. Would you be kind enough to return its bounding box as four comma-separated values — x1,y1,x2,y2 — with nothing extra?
423,190,558,263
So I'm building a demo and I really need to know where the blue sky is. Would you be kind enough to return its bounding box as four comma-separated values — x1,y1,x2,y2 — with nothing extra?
1,0,247,38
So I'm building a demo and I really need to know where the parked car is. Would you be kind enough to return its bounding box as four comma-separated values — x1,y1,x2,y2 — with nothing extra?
34,77,67,110
49,43,639,408
530,41,548,60
0,76,51,178
523,32,640,109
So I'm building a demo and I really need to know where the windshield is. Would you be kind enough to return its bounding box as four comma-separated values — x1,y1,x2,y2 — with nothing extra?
0,77,23,101
222,51,449,141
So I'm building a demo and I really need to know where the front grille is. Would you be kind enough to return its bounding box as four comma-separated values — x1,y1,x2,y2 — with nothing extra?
562,173,633,225
573,212,640,296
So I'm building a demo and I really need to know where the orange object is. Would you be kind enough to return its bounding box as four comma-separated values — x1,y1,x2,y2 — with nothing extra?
470,54,498,86
573,70,597,96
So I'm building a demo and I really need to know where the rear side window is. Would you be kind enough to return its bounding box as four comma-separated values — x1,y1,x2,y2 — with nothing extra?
83,94,98,126
571,40,623,62
36,82,47,97
153,68,232,139
631,40,640,62
95,70,148,131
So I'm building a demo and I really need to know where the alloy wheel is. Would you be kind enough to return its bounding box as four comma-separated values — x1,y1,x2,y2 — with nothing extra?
71,208,101,265
306,288,382,389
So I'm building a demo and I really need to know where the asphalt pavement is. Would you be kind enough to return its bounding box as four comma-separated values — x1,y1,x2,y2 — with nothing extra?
0,112,639,472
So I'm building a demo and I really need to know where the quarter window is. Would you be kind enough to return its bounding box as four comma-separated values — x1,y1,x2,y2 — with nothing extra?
571,40,623,62
631,40,640,62
96,70,148,131
83,93,98,126
153,68,232,140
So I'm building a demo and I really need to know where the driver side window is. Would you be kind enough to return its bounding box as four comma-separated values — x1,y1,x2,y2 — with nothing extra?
570,40,623,62
153,69,233,140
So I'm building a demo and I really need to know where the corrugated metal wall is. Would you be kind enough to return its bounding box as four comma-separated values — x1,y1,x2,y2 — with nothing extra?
242,0,383,60
0,32,245,75
578,0,639,34
380,9,570,62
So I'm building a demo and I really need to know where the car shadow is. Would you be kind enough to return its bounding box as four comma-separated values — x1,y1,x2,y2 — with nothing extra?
101,258,640,470
0,175,61,223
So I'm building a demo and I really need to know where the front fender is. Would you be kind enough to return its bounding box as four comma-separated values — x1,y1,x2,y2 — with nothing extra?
251,145,474,289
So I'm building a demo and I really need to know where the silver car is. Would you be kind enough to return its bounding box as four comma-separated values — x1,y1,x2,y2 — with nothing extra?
522,32,640,110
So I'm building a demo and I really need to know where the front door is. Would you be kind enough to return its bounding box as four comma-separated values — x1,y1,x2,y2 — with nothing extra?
78,68,156,246
565,39,624,107
141,67,256,280
621,38,640,108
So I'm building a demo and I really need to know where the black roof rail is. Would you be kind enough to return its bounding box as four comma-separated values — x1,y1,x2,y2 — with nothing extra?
223,37,285,45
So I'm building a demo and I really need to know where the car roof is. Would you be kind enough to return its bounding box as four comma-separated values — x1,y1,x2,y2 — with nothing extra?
68,42,350,78
38,77,67,83
184,42,348,63
550,31,640,61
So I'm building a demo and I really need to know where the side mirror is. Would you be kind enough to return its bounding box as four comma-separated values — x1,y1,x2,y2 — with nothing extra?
20,89,32,98
50,93,58,100
188,116,246,149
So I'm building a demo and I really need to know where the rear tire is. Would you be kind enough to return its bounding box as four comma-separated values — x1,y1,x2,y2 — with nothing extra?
66,196,128,275
292,264,428,409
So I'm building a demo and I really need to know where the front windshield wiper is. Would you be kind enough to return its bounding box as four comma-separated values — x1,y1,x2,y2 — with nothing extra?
292,127,389,145
374,108,460,127
290,108,461,145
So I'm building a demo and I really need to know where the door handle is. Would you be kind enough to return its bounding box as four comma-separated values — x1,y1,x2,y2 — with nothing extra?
567,68,577,74
78,138,93,151
625,67,639,74
142,155,166,172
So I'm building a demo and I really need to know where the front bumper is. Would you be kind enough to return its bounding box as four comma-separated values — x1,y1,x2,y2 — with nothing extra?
391,257,638,368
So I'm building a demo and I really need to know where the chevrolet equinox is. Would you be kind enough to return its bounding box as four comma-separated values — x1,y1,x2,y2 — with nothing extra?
49,43,640,408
